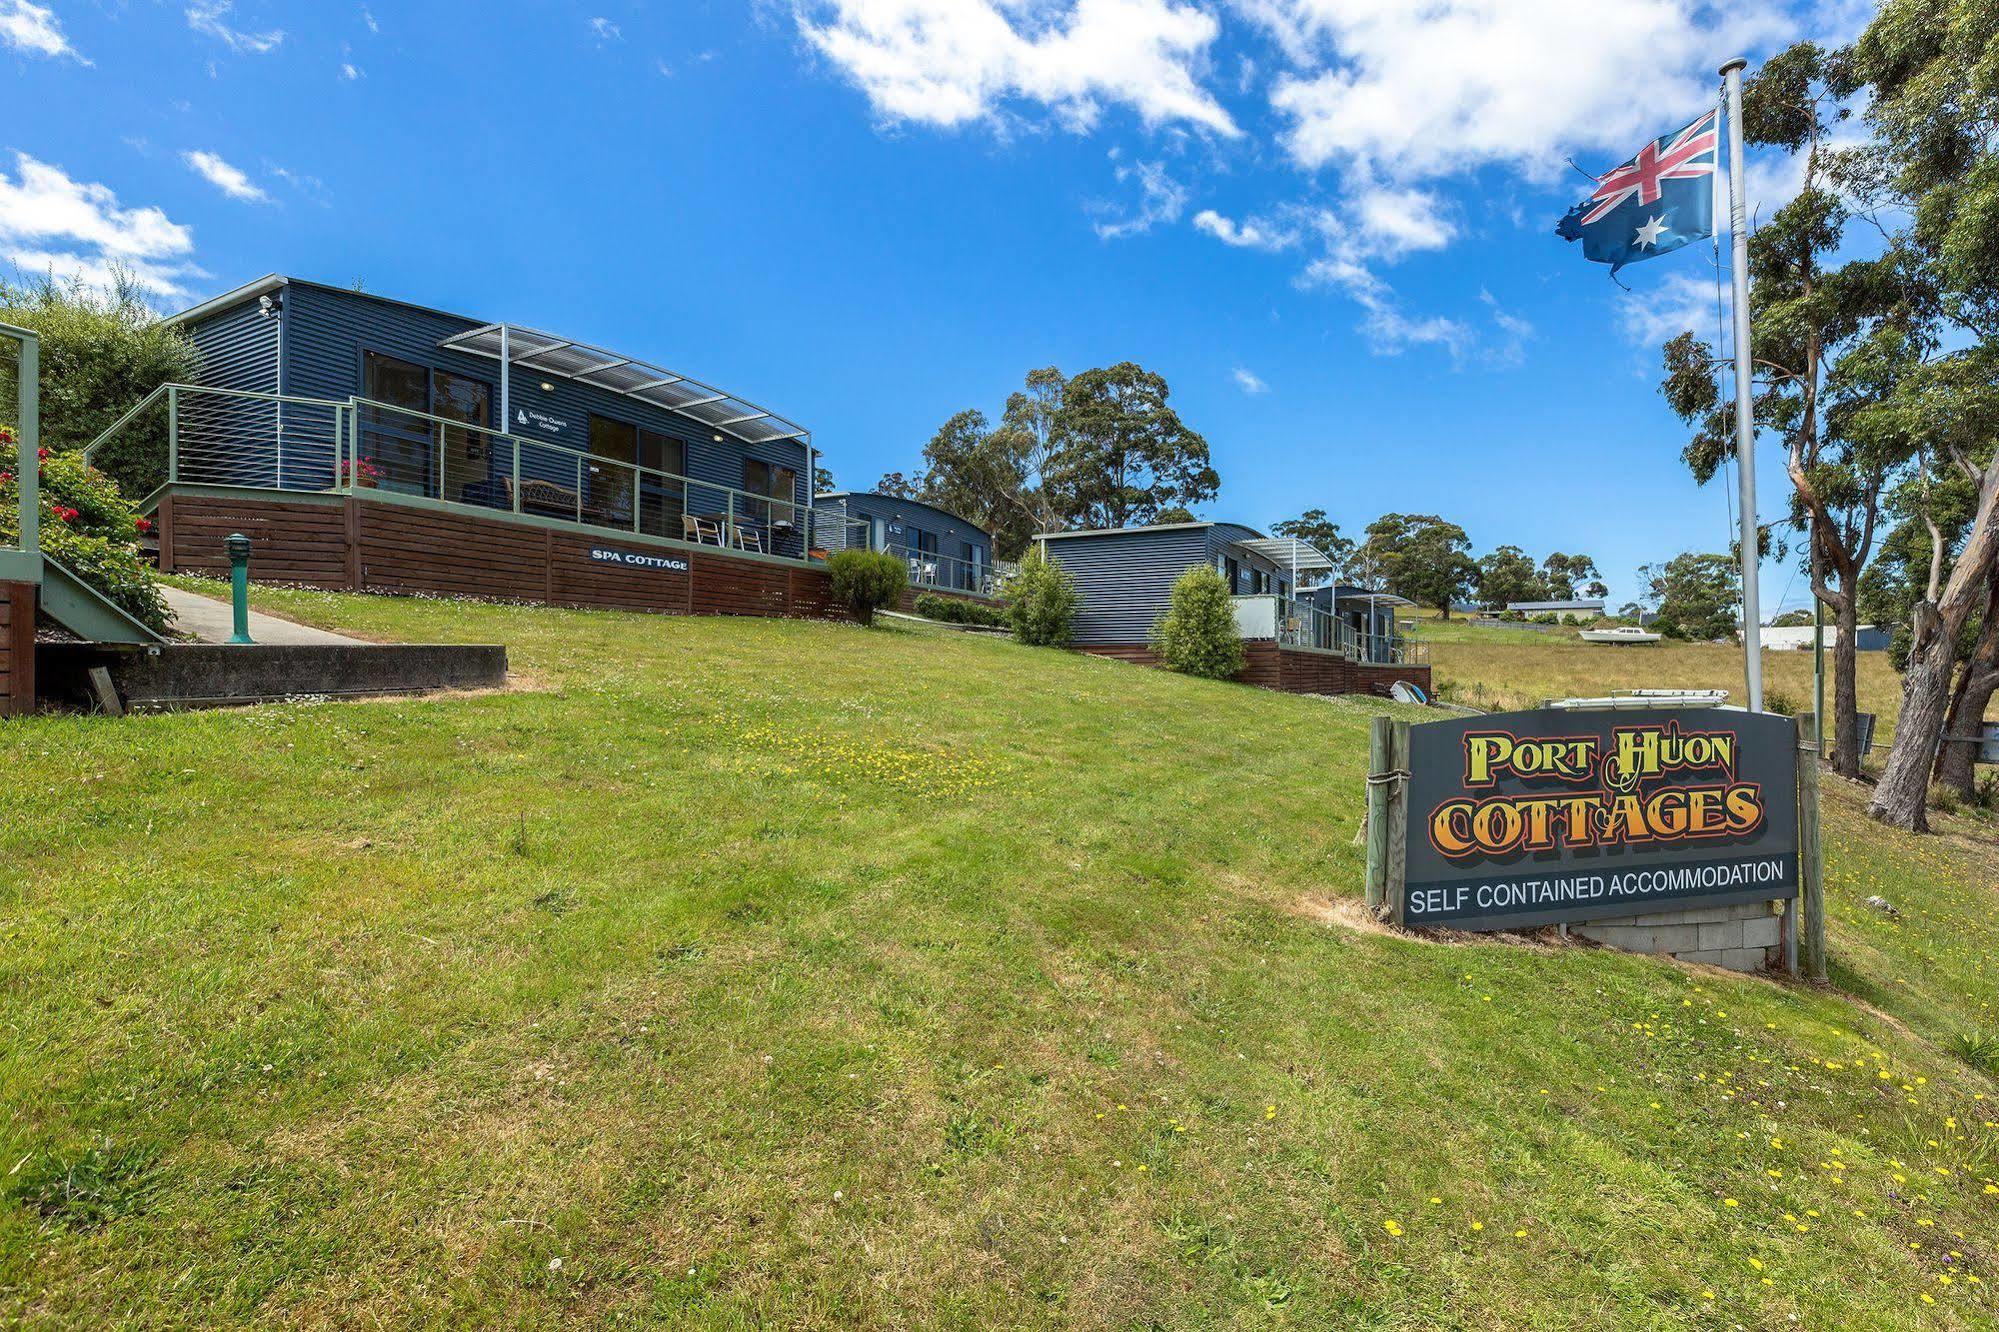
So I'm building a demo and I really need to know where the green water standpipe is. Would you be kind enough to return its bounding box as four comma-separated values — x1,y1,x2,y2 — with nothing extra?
224,532,254,645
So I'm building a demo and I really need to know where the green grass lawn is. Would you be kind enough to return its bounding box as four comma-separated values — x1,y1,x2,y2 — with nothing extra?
4,588,1998,1329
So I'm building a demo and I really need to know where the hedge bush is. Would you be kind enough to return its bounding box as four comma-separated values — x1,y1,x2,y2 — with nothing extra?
826,549,907,626
1154,563,1243,679
1003,547,1078,647
913,591,1008,629
0,424,171,633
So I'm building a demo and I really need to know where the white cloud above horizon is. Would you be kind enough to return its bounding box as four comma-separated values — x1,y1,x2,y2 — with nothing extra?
1094,158,1188,239
1,0,88,63
1231,366,1269,394
0,153,204,299
795,0,1239,137
183,150,270,203
186,1,283,54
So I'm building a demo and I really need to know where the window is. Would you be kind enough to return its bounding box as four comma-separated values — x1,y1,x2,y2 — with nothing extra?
636,427,686,538
433,370,491,504
743,459,799,533
1225,557,1242,593
586,414,638,523
360,351,434,495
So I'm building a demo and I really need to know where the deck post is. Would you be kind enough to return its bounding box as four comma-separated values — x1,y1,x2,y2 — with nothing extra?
166,385,179,485
511,437,522,513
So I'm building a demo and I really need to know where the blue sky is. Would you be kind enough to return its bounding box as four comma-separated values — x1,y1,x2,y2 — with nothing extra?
2,0,1872,611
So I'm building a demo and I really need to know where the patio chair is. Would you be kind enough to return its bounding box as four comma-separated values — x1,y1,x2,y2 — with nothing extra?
683,513,725,546
731,525,765,554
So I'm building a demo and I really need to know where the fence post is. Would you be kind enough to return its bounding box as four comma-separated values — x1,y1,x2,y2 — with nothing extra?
1365,715,1391,910
1795,713,1826,981
1385,719,1411,922
511,437,522,513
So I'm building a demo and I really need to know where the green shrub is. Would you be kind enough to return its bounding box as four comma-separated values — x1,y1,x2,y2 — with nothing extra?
0,272,200,497
1003,547,1079,647
913,591,1008,628
0,424,171,633
826,549,906,626
1154,563,1244,680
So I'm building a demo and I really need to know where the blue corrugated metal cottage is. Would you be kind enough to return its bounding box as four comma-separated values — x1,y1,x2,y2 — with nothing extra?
98,275,859,618
813,492,997,598
1035,522,1430,698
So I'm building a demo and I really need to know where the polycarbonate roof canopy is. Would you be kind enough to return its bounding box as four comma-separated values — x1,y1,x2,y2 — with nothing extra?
1236,536,1335,575
438,323,810,447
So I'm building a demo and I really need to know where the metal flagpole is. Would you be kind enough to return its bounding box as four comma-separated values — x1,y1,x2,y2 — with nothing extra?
1720,56,1764,711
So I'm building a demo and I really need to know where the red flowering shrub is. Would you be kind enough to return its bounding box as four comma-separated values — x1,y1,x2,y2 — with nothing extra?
0,423,171,632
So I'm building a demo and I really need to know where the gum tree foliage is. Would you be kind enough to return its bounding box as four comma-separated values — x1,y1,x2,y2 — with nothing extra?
1658,41,1932,777
1043,362,1218,531
1270,509,1358,582
1476,545,1546,609
1638,553,1742,642
0,272,201,497
1540,552,1607,601
1362,514,1475,618
1849,0,1999,829
1154,563,1245,680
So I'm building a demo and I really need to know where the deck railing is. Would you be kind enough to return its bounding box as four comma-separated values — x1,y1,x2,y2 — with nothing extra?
87,384,821,562
1234,594,1423,666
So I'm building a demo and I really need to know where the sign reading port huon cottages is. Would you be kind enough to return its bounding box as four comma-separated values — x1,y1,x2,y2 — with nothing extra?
1392,708,1798,932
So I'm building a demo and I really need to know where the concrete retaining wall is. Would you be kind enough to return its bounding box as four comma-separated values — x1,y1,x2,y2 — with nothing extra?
1573,900,1785,972
38,641,507,712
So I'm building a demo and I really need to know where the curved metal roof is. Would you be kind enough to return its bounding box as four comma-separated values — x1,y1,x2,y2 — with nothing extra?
439,323,809,446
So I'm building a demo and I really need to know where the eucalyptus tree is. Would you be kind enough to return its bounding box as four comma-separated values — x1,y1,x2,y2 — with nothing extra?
1044,362,1219,531
1660,41,1926,776
1852,0,1999,829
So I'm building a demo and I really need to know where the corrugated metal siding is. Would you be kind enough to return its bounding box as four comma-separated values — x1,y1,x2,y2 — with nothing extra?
1041,527,1211,644
278,281,809,513
842,494,990,564
185,298,279,395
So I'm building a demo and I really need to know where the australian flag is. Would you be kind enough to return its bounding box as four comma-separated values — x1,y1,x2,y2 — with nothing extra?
1557,109,1718,272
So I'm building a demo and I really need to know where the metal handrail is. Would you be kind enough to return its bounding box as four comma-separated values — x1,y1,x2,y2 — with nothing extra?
879,540,998,596
347,392,807,548
85,382,827,562
0,321,40,566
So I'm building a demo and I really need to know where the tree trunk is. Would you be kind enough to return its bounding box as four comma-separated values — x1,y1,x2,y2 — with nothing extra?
1871,619,1955,831
1934,582,1999,796
1830,594,1862,778
1870,464,1999,831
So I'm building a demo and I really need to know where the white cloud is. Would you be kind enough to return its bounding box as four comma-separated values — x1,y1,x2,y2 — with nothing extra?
1478,288,1533,367
1617,267,1726,347
1255,0,1792,183
1093,158,1187,239
1192,207,1296,250
340,60,362,79
1232,366,1268,394
186,1,283,54
360,6,378,34
182,150,270,203
0,153,203,299
796,0,1239,137
1,0,88,62
589,16,621,40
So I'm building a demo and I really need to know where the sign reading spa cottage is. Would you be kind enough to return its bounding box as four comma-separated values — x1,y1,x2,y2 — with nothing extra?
1396,707,1799,932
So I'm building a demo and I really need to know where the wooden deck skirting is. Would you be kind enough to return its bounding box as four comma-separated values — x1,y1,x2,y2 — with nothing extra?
157,489,850,621
1080,641,1432,700
0,579,34,717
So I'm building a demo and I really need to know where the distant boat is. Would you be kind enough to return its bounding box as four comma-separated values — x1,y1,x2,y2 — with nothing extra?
1578,625,1662,645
